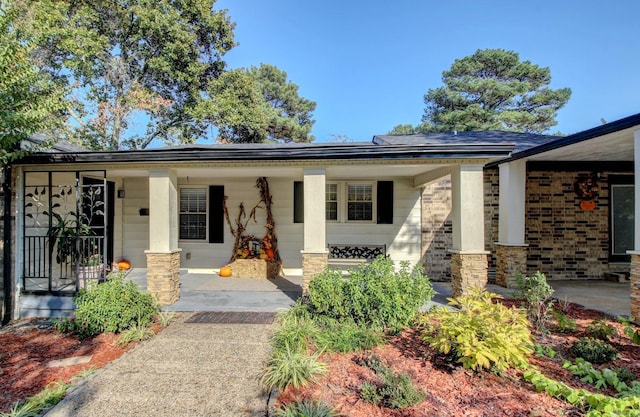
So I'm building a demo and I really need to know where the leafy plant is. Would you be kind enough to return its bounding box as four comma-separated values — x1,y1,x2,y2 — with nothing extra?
612,366,637,384
552,310,577,333
313,317,384,353
563,358,636,393
272,314,317,354
534,343,557,359
115,321,156,346
260,346,327,391
52,317,78,333
308,256,434,330
356,355,424,409
73,272,159,337
524,369,640,416
515,271,555,334
571,337,617,364
424,289,533,372
0,380,71,417
156,312,176,327
586,319,617,342
272,399,340,417
618,317,640,344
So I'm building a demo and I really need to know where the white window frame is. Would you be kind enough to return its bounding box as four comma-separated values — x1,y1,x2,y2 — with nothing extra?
325,182,339,222
610,184,634,256
345,181,375,223
179,187,208,241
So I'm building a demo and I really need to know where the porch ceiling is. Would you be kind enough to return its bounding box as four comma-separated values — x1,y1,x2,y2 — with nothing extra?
105,162,453,180
525,127,633,161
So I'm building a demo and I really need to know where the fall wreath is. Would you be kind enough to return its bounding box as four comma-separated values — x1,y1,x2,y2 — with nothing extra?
574,177,599,200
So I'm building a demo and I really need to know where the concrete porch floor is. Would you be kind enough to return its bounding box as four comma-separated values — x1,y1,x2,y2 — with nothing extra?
126,269,631,317
126,268,303,312
433,280,631,318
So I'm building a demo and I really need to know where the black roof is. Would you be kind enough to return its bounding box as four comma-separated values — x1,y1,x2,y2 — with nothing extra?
15,140,515,165
486,112,640,166
373,130,559,153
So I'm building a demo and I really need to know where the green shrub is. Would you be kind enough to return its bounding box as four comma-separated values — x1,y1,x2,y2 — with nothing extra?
424,288,533,372
272,400,339,417
260,346,327,391
308,257,434,330
515,271,554,334
571,337,617,364
115,322,156,346
552,310,577,333
618,317,640,344
586,319,618,342
73,272,159,337
356,355,424,409
313,317,384,353
272,314,317,354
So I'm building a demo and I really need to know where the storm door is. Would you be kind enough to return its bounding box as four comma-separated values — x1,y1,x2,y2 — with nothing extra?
22,171,111,293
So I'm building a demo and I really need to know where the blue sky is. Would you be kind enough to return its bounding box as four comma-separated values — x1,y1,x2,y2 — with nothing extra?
216,0,640,142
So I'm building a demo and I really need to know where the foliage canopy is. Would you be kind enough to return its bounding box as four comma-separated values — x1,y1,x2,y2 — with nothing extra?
389,49,571,135
8,0,315,150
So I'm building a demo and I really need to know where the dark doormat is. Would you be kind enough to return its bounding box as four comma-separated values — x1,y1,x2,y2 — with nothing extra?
185,311,276,324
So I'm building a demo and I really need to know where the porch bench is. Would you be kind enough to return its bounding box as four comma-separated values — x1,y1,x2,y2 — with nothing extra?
327,243,386,272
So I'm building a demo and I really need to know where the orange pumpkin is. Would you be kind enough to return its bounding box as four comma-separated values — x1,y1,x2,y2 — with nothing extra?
117,259,131,270
219,265,232,277
580,200,596,211
265,248,275,260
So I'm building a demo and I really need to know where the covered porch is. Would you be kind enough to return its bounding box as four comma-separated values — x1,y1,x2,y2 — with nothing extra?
493,114,639,319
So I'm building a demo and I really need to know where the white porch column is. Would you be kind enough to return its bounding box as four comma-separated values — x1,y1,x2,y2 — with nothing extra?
496,160,529,288
629,130,640,320
145,169,181,305
450,164,489,297
301,169,328,292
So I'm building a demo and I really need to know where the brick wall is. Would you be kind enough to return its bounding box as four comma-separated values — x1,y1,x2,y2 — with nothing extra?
484,168,500,278
420,177,452,281
525,169,629,280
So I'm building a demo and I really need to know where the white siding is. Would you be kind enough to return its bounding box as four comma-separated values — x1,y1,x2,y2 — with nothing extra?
121,177,149,268
326,177,422,265
118,176,421,270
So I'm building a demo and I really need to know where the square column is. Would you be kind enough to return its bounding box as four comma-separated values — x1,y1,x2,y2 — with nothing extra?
450,165,488,297
628,130,640,320
496,160,528,287
145,169,181,305
301,169,328,292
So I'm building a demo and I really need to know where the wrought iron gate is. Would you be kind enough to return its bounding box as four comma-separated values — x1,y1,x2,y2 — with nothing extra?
22,171,108,293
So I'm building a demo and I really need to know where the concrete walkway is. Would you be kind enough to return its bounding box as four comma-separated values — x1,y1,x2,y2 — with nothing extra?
45,315,274,417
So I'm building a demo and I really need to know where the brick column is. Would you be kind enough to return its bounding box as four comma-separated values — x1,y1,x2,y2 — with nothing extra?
302,251,328,293
301,169,327,293
451,252,488,297
495,244,528,288
146,169,180,305
450,165,488,296
146,251,181,305
630,253,640,321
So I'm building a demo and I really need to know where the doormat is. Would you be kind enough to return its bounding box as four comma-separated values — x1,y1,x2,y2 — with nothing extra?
185,311,276,324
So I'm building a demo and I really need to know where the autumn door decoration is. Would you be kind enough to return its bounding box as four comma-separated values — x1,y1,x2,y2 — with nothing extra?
574,176,599,211
222,177,281,265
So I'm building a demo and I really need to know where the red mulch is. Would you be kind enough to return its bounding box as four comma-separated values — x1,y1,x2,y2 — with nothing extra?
0,320,154,412
277,301,640,417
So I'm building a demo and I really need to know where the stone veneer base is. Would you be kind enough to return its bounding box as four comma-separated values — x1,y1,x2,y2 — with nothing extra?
495,244,527,288
302,252,328,294
451,252,488,298
630,254,640,321
146,251,181,306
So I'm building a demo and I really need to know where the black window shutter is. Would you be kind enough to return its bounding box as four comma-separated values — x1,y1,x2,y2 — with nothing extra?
293,181,304,223
209,186,224,243
377,181,393,224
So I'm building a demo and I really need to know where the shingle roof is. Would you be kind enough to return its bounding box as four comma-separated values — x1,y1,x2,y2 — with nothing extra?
373,130,559,153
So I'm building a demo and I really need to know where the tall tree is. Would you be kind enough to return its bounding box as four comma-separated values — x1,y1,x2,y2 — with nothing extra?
12,0,315,149
194,64,316,143
0,5,65,164
422,49,571,133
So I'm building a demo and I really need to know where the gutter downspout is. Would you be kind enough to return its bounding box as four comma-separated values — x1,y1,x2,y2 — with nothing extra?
2,164,12,325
